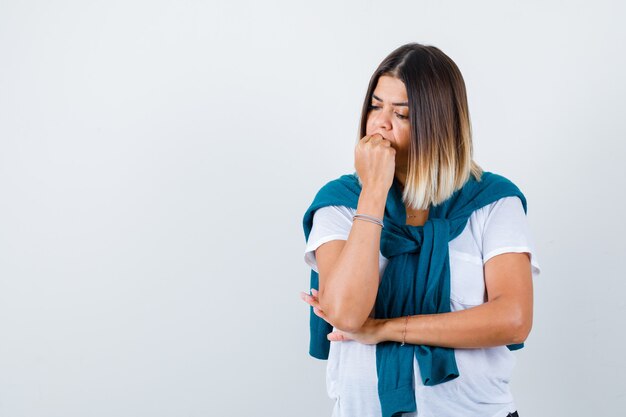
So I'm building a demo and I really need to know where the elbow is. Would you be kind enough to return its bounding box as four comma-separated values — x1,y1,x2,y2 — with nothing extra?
509,313,533,344
334,313,368,333
319,296,368,333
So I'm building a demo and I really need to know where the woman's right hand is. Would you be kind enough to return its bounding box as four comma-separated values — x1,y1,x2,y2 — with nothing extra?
355,133,396,194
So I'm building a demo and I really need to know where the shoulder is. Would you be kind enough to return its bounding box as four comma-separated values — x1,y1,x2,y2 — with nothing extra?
471,195,541,275
303,172,360,239
467,171,528,215
477,195,526,222
313,205,355,223
307,205,356,245
466,195,526,237
453,195,527,256
312,173,361,202
304,205,355,273
475,171,518,188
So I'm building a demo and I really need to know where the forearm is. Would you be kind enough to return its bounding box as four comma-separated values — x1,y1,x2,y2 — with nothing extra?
320,187,387,332
379,297,531,348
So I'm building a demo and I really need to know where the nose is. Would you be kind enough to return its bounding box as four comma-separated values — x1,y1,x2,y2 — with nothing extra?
373,107,393,132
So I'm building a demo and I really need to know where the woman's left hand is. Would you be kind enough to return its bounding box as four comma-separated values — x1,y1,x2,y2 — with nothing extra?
300,288,386,345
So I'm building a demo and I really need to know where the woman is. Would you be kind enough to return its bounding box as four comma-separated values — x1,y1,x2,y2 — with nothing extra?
300,43,541,417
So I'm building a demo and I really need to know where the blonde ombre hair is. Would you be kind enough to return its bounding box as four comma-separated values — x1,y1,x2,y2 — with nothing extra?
358,43,483,210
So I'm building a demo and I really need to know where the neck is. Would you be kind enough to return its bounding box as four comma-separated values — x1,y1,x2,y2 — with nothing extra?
395,170,430,218
395,170,407,191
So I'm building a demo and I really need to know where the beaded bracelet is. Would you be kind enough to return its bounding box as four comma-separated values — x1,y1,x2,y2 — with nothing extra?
352,213,384,228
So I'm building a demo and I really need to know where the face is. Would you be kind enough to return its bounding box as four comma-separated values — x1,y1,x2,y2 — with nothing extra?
365,75,411,170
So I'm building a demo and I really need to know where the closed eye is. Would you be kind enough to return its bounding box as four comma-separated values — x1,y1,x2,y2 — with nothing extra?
368,105,408,120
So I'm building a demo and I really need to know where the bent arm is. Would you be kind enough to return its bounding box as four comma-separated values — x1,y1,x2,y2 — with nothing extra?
379,252,534,348
316,188,387,333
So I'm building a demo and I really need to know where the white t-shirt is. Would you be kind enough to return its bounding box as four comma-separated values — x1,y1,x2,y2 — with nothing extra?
303,196,541,417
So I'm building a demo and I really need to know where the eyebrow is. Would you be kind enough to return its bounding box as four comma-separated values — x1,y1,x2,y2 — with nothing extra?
372,94,408,106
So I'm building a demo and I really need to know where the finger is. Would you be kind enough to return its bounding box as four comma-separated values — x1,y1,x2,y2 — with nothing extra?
327,331,352,342
369,133,382,142
300,292,318,306
362,133,381,143
300,292,317,307
313,306,328,320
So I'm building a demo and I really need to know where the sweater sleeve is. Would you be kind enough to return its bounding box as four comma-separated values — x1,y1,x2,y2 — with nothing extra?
303,205,354,273
481,196,542,277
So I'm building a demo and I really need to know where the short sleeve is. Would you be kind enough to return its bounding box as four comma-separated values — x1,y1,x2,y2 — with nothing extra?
303,205,353,273
481,196,541,277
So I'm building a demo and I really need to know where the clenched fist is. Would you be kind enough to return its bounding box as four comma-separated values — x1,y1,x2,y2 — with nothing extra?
355,133,396,194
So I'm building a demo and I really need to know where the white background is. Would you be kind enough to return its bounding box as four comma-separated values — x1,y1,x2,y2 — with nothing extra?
1,1,625,416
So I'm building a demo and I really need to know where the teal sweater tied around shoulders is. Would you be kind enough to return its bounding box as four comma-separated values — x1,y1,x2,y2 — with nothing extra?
302,171,528,417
